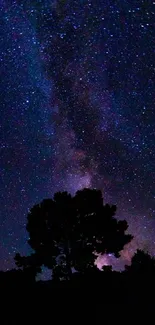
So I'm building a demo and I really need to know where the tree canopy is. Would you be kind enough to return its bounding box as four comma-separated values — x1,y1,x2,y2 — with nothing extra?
125,249,155,274
15,188,133,280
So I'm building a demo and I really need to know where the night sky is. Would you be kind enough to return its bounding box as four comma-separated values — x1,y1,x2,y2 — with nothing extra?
0,0,155,272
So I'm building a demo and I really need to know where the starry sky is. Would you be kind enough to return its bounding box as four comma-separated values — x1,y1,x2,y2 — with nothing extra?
0,0,155,271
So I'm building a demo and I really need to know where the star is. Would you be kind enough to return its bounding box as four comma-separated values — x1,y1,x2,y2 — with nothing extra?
0,0,155,273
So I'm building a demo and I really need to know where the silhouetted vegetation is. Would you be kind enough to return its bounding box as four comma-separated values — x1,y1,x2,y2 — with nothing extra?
125,249,155,274
14,188,133,280
1,189,155,317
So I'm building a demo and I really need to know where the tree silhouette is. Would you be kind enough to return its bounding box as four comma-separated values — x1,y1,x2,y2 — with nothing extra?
125,249,155,274
15,188,133,280
14,253,42,281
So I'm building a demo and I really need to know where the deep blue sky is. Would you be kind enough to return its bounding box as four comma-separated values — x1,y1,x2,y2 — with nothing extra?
0,0,155,270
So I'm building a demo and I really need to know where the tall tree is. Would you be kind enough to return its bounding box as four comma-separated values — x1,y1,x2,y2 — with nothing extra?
15,188,133,280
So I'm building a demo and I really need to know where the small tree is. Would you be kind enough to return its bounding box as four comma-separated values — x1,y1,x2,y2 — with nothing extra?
125,249,155,274
14,253,42,282
15,188,133,280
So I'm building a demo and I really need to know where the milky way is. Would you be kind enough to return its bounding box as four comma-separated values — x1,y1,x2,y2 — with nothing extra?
0,0,155,271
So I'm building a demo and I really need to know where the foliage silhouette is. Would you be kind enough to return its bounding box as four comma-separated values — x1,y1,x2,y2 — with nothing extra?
14,252,42,280
125,249,155,274
15,188,133,280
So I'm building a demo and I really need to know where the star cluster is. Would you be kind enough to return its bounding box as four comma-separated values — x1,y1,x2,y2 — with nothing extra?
0,0,155,270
